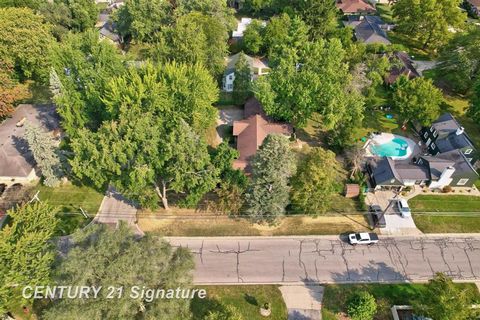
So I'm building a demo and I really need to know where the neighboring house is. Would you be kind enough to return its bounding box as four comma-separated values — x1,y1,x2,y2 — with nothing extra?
99,20,121,44
419,113,477,165
223,53,269,92
232,97,292,171
232,18,266,39
0,104,60,186
385,51,420,85
336,0,376,14
367,150,478,189
344,15,391,44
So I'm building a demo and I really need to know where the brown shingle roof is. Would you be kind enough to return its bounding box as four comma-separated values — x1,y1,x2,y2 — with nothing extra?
232,108,292,171
336,0,375,14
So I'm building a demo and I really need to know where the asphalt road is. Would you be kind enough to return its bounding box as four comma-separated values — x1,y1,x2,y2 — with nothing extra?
167,235,480,284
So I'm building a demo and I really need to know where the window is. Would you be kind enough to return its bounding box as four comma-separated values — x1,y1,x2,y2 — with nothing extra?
431,143,436,149
430,127,434,132
433,130,437,138
229,75,233,80
227,84,233,90
457,178,469,186
465,149,473,155
466,158,473,163
423,132,428,139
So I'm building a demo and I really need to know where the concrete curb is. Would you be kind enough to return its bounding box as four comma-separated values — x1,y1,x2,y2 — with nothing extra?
192,279,480,286
165,234,480,240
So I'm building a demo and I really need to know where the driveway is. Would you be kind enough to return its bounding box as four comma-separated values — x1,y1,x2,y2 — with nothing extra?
215,107,244,144
94,185,143,235
168,235,480,284
413,60,437,75
280,285,323,320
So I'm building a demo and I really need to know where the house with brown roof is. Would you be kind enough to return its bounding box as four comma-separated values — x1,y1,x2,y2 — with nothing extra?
466,0,480,16
385,51,420,85
336,0,376,14
232,98,292,171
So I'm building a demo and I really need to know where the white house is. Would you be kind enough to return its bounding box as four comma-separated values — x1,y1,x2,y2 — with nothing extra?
222,53,269,92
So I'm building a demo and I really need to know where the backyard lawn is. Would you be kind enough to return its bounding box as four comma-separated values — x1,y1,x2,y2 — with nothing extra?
191,285,287,320
322,283,480,320
34,183,105,235
410,195,480,233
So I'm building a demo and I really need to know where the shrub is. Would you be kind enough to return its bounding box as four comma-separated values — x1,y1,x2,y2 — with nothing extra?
347,291,377,320
443,185,452,193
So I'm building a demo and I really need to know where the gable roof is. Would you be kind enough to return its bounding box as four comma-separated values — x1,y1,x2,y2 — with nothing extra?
431,113,475,153
336,0,376,14
232,99,292,171
385,51,420,85
344,15,390,44
224,53,269,76
232,18,266,38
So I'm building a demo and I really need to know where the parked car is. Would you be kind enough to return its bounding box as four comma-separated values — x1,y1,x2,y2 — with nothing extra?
397,199,411,218
348,232,379,245
369,205,386,228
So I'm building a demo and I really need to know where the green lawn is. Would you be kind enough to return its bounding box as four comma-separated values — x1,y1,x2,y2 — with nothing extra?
388,32,434,61
441,95,480,147
409,195,480,212
35,183,105,236
410,195,480,233
191,285,287,320
322,283,480,320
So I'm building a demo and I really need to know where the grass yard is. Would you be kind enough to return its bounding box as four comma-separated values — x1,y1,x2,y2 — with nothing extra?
441,95,480,147
322,283,480,320
138,212,371,236
388,32,434,61
35,183,105,236
191,285,287,320
410,195,480,233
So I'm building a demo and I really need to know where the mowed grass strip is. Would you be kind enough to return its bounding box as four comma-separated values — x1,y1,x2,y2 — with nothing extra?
191,285,287,320
322,283,480,320
409,195,480,212
413,215,480,233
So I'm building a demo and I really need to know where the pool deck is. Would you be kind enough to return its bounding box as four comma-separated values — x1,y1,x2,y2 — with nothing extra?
364,133,419,160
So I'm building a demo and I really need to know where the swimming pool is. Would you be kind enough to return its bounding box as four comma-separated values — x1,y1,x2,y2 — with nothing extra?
367,133,415,160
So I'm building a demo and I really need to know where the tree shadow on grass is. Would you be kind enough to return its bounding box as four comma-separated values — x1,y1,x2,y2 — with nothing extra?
244,293,258,306
190,296,225,320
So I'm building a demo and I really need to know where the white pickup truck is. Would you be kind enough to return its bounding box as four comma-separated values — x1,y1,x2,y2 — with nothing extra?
348,232,379,245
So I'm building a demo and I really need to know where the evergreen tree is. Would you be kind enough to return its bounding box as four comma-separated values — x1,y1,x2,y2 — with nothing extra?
24,123,63,187
244,134,296,222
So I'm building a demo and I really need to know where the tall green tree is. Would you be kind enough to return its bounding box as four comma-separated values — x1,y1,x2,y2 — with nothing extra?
436,27,480,93
0,62,30,120
50,30,125,135
25,123,64,187
0,7,54,80
114,0,173,42
393,0,465,50
233,53,252,103
392,76,443,126
175,0,236,31
469,79,480,125
244,134,296,222
291,147,342,214
70,63,220,209
292,0,339,39
254,38,357,128
0,202,59,313
42,223,194,319
243,20,265,55
63,0,98,31
414,273,479,320
151,12,229,76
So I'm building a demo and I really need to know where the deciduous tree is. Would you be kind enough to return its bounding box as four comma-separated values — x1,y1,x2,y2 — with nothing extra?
469,80,480,125
291,147,342,214
0,7,54,80
42,223,194,319
392,76,443,126
0,62,30,120
347,291,377,320
292,0,339,39
175,0,236,31
393,0,465,50
233,53,252,103
414,273,479,320
244,134,296,222
243,20,265,55
0,202,59,313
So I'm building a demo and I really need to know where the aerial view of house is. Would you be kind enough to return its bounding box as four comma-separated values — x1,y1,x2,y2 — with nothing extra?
1,0,480,319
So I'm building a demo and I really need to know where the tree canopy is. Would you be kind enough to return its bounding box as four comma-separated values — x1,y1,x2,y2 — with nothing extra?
291,147,342,214
469,80,480,125
0,7,54,81
393,0,465,50
392,76,443,126
245,134,296,222
414,273,479,320
233,52,253,103
0,202,59,313
0,62,30,120
42,223,194,319
347,291,377,320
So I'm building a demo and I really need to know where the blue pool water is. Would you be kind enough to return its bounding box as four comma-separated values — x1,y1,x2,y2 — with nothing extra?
370,137,409,157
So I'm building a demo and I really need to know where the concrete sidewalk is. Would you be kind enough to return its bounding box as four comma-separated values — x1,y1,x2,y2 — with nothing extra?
280,285,324,320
